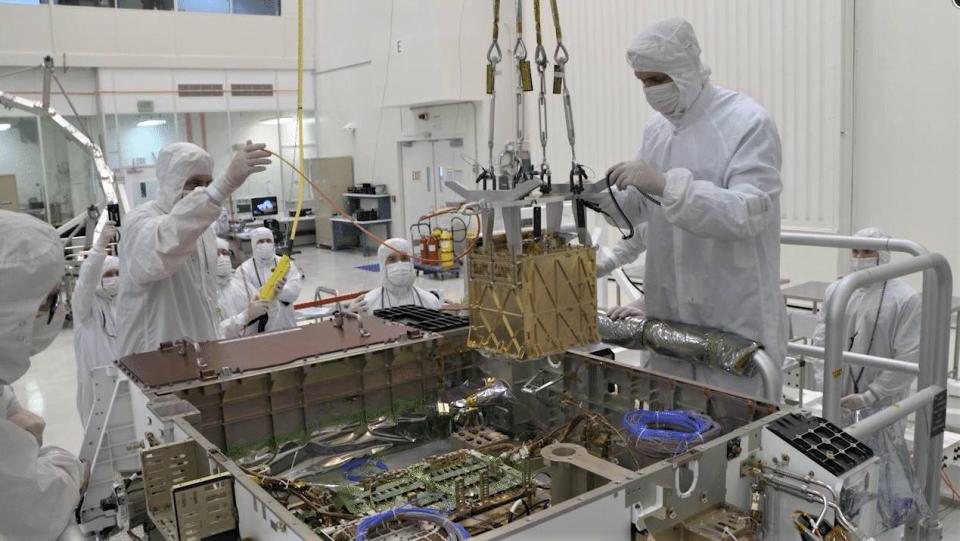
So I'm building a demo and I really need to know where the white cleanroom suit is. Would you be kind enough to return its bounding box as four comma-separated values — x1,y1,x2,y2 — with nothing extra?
350,238,441,313
0,210,86,541
116,141,270,355
593,17,787,398
72,239,120,424
214,237,270,338
813,227,924,529
597,223,647,278
233,227,303,332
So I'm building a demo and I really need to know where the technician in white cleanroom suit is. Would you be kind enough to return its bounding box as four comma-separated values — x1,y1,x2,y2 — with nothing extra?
72,222,120,423
117,141,271,356
214,237,270,338
813,227,923,530
591,17,787,397
233,227,303,332
597,222,647,278
349,238,442,313
0,210,87,541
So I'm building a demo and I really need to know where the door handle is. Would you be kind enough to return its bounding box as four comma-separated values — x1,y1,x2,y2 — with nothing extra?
426,167,431,192
438,166,444,192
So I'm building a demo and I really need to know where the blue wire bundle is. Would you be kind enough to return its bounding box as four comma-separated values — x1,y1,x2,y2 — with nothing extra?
622,409,721,457
355,506,470,541
340,457,388,482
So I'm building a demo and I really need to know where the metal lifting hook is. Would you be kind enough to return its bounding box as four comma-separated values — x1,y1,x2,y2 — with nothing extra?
486,41,503,65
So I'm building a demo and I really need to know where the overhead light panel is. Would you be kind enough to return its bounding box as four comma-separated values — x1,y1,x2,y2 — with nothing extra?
137,119,167,127
260,117,295,126
0,123,11,132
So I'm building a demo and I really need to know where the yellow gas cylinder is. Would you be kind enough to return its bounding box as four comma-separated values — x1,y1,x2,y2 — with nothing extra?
439,229,455,268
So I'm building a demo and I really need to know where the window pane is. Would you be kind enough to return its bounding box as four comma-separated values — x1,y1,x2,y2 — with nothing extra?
233,0,279,16
0,117,45,219
0,1,49,5
116,113,178,168
40,116,103,226
117,0,171,10
56,1,114,6
178,0,228,13
228,111,282,206
276,112,317,210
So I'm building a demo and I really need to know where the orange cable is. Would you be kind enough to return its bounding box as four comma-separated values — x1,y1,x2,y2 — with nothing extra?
266,149,482,263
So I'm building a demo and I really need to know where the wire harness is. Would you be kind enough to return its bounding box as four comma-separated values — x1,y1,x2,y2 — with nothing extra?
622,409,722,458
355,506,471,541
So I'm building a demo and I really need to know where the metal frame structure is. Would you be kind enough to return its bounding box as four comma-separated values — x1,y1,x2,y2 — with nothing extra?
781,231,953,541
0,58,127,242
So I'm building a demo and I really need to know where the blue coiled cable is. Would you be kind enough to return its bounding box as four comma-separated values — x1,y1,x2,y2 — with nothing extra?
622,409,721,457
340,457,388,482
355,506,470,541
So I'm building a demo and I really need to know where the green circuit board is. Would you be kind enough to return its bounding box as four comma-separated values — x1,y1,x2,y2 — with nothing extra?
331,449,528,515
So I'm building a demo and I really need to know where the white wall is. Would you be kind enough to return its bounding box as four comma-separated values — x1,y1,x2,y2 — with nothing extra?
315,0,851,283
522,0,848,285
0,1,313,69
315,0,512,235
852,0,960,289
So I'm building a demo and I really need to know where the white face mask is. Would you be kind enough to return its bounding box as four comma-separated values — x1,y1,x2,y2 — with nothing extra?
850,256,879,272
31,296,66,355
254,243,275,262
99,275,119,298
385,261,416,289
644,81,681,114
216,255,232,278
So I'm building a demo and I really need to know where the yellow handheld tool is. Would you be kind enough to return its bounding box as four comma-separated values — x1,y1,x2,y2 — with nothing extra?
258,255,291,301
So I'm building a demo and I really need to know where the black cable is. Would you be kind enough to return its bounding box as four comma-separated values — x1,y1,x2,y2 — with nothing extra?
626,275,644,295
852,279,888,394
604,175,635,240
640,191,663,207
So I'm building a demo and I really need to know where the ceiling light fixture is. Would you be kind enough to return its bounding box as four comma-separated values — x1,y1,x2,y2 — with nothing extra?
260,117,295,126
136,119,167,128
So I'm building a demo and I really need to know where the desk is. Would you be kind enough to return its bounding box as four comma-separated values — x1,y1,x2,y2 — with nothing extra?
781,280,830,312
330,217,392,256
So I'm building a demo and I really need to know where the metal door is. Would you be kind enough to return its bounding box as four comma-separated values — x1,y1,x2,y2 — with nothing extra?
399,139,439,235
0,175,18,212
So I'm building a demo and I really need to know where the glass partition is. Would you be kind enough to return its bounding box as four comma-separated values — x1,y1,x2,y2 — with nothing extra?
0,117,45,219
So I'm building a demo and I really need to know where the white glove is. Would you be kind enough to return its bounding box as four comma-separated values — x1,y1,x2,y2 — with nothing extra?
607,160,667,196
207,140,272,203
840,393,867,411
246,298,271,320
607,299,646,320
347,297,368,314
7,406,45,446
94,222,118,253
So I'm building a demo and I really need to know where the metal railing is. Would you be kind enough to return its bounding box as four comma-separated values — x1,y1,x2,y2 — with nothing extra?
781,232,952,541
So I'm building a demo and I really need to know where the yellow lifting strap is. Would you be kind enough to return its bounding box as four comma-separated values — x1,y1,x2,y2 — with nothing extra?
533,0,544,47
288,0,307,242
549,0,563,41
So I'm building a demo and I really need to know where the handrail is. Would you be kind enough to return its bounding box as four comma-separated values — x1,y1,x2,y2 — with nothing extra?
781,232,951,541
787,343,919,375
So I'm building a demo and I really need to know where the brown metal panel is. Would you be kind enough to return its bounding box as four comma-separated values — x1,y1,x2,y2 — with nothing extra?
117,318,414,387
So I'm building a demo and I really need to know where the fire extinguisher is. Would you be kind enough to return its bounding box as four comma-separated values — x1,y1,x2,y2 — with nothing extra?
413,222,439,265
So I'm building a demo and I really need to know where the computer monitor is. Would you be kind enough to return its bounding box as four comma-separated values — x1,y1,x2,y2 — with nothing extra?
251,196,279,217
